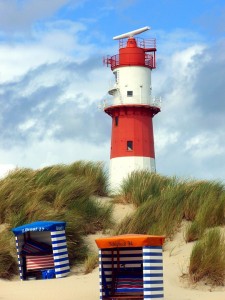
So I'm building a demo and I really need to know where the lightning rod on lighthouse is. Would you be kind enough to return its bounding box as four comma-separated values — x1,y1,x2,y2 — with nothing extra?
103,26,161,191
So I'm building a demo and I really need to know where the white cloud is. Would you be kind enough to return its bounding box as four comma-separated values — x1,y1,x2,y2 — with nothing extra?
18,119,37,132
155,129,180,152
0,164,16,178
0,0,82,31
152,31,225,180
155,29,205,56
0,139,109,173
0,20,91,82
185,134,225,159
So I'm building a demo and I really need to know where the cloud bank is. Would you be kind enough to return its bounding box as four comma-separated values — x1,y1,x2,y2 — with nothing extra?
0,7,224,182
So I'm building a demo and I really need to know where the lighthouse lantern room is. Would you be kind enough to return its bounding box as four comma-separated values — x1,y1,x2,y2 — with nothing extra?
104,26,160,191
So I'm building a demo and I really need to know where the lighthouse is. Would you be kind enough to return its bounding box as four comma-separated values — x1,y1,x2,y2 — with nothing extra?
104,26,160,191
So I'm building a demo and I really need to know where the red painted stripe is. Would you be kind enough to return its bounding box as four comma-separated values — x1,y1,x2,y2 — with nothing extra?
105,105,159,159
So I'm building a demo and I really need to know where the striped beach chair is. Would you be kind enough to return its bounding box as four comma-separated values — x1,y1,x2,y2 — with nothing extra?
12,221,70,280
96,234,165,300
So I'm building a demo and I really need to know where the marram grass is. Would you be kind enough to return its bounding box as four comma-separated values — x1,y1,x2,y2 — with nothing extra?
189,228,225,285
83,253,99,274
116,171,225,239
0,160,112,279
0,230,18,279
185,192,225,242
118,171,173,207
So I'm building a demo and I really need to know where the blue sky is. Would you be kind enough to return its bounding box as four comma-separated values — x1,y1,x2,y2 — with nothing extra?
0,0,225,182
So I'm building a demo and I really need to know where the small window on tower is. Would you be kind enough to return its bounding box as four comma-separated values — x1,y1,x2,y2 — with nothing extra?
127,141,133,151
114,71,118,83
127,91,133,97
115,116,119,126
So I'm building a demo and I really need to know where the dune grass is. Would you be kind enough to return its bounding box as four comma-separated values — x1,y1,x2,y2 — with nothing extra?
189,228,225,285
115,171,225,239
185,191,225,242
0,160,112,279
115,182,188,237
0,230,18,279
83,253,99,274
117,171,173,207
66,161,109,196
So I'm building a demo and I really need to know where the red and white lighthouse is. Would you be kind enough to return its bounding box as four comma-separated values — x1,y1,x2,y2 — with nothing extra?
104,26,160,191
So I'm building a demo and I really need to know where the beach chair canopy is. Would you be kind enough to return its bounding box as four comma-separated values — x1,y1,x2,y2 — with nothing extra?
95,234,165,249
12,221,66,236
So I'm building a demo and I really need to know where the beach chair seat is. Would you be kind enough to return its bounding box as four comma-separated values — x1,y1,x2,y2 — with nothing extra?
114,268,143,295
25,253,55,271
21,239,54,274
102,268,143,300
115,272,143,294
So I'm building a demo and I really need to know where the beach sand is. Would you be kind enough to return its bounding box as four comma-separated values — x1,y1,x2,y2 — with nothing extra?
1,201,224,300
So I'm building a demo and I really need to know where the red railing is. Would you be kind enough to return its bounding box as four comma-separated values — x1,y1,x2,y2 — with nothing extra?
103,53,156,70
103,37,156,70
119,37,156,49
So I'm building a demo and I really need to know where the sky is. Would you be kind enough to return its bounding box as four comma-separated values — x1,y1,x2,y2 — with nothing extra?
0,0,225,182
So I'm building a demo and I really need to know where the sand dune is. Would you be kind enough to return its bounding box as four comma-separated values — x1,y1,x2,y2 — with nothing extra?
0,201,224,300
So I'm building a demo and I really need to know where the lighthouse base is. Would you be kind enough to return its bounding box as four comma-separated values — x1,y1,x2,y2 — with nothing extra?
109,156,156,193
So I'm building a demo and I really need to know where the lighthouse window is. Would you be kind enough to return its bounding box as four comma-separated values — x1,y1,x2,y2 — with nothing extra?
115,116,119,126
127,141,133,151
114,71,118,83
127,91,133,97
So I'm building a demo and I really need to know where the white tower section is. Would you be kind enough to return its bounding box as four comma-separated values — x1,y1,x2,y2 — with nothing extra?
109,67,153,106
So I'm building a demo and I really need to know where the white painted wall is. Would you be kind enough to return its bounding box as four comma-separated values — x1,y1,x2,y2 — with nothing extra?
109,156,156,193
109,66,152,105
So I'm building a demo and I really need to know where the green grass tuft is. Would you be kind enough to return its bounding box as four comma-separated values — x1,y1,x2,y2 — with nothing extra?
83,253,98,274
116,172,225,240
118,171,173,207
0,230,18,279
189,228,225,285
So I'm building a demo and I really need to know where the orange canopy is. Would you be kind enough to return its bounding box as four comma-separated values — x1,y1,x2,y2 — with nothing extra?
95,234,165,249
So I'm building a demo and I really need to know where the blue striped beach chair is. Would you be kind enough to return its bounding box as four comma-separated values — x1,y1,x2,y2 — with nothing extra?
96,234,165,300
12,221,70,280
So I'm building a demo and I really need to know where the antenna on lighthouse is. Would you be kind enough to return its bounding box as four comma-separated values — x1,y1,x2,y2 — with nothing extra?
113,26,150,40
